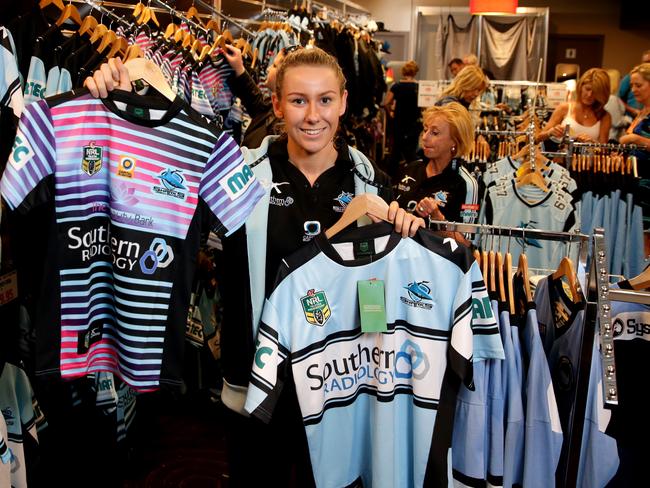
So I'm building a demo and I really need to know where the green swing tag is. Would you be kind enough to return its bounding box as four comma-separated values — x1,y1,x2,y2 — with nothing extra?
358,280,387,333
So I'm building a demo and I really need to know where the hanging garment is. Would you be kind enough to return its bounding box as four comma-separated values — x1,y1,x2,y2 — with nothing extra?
245,222,504,488
0,89,264,391
442,15,478,77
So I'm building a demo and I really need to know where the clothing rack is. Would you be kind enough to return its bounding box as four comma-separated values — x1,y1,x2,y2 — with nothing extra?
84,0,131,29
192,0,257,37
475,129,528,137
428,222,615,488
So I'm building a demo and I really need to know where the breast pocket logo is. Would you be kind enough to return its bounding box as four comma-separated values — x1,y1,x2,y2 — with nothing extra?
117,156,136,178
81,142,103,177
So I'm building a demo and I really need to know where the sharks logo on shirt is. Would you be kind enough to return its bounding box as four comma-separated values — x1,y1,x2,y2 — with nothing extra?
433,191,449,207
333,191,354,212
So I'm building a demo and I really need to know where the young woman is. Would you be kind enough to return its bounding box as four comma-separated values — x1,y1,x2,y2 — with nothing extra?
395,102,478,245
383,60,422,176
85,50,424,486
539,68,612,144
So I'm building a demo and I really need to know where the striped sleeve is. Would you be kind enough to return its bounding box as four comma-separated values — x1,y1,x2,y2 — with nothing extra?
459,165,479,225
245,299,290,423
468,262,504,360
0,99,55,210
199,132,264,236
0,27,23,118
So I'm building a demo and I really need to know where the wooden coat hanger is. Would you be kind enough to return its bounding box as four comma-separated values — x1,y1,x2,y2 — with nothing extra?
97,30,117,54
516,252,532,303
186,5,205,28
89,24,108,44
55,2,83,26
504,250,515,314
124,44,143,62
78,14,98,36
497,251,506,303
164,23,178,39
488,250,496,293
627,265,650,290
325,194,390,239
124,57,176,101
206,19,221,33
40,0,65,9
552,256,580,303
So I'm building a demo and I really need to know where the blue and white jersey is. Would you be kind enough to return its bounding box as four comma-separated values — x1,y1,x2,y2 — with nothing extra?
481,180,579,270
0,26,23,119
519,306,563,488
245,223,504,488
23,54,47,106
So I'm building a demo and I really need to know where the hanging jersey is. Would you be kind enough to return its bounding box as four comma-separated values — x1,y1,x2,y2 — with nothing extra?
482,180,578,269
23,55,47,106
395,158,480,224
191,70,217,120
0,363,47,488
0,414,9,488
0,27,24,119
245,223,504,488
45,65,60,97
56,67,72,95
0,89,264,391
515,306,563,488
483,156,577,193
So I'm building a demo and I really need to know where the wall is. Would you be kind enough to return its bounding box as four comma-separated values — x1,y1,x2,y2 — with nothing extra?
356,0,650,75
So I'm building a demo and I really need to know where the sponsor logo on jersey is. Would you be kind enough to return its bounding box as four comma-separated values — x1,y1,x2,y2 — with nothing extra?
1,408,14,426
305,339,431,393
471,296,495,320
82,142,103,176
117,156,136,178
401,280,433,309
219,162,255,200
333,191,354,212
110,183,155,227
460,203,479,220
255,338,273,369
9,129,34,171
301,289,331,326
153,168,187,200
433,191,449,207
67,225,173,274
516,221,543,249
270,181,290,194
268,181,294,207
612,314,650,341
303,220,321,242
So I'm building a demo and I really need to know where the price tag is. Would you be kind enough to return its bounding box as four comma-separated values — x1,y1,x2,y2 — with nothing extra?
358,280,387,333
0,271,18,306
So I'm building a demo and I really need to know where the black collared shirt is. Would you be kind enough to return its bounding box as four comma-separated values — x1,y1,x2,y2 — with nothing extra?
265,138,358,293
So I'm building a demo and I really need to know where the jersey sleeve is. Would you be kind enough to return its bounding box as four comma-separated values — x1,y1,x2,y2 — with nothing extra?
0,99,55,211
244,298,291,423
469,263,505,361
0,27,24,119
198,132,265,236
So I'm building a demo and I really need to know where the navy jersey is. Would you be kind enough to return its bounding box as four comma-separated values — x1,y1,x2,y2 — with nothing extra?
0,89,264,391
245,223,504,488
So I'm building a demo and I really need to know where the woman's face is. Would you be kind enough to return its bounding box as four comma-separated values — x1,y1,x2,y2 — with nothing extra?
579,82,596,106
462,86,483,104
273,65,347,157
630,72,650,107
421,115,455,163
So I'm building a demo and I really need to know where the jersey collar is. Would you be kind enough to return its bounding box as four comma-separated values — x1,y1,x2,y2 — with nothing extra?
101,88,185,127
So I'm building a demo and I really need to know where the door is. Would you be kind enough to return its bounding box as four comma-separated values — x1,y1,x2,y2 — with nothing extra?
546,34,604,81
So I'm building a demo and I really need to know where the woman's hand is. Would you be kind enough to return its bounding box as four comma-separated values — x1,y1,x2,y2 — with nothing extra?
223,44,246,77
387,201,425,238
575,133,595,143
415,197,445,221
84,57,131,98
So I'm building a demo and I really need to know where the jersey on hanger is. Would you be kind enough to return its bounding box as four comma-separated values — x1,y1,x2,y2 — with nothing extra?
0,89,264,391
245,223,504,488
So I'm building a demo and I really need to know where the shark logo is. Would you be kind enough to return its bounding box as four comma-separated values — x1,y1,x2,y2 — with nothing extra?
516,221,543,249
433,191,449,207
401,280,434,309
333,191,354,212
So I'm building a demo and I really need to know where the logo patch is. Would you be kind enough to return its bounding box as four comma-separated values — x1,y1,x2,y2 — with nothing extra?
117,156,136,178
333,191,354,212
433,191,449,207
82,142,103,176
219,162,255,200
401,281,433,309
301,289,331,326
153,168,187,200
9,128,34,171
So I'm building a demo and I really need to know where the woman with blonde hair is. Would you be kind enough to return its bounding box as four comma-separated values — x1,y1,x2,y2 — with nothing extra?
436,64,489,109
395,102,479,245
539,67,612,143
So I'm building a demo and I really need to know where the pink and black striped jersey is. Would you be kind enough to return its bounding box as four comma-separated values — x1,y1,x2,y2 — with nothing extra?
0,88,264,391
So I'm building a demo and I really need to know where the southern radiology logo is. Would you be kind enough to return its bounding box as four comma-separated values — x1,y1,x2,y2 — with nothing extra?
153,168,187,200
301,289,331,326
401,280,433,310
305,339,431,393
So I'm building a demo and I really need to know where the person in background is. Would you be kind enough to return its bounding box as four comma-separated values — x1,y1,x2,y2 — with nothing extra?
619,62,650,254
223,44,287,149
383,60,422,178
436,65,489,109
538,68,612,144
463,53,478,66
395,102,478,246
84,51,424,487
618,50,650,117
448,58,465,78
604,68,630,141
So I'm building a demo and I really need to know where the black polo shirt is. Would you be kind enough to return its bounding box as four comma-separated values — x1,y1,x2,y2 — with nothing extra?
394,159,479,224
264,138,361,294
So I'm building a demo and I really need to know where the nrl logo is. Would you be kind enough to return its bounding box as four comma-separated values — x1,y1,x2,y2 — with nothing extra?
82,142,103,176
300,289,331,326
